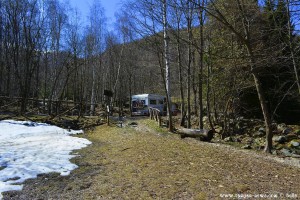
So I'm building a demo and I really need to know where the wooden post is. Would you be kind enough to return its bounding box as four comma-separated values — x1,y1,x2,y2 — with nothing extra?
149,107,162,127
149,108,153,120
158,111,162,126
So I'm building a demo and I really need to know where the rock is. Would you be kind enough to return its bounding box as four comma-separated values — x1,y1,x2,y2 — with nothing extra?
128,122,138,127
258,127,266,133
277,123,287,132
235,136,243,143
253,138,265,150
282,127,292,135
280,148,292,157
242,145,252,149
243,137,254,145
61,120,79,130
236,121,244,130
292,149,300,155
290,140,300,147
286,133,298,141
254,126,261,132
23,122,36,127
272,150,278,155
214,126,223,133
253,131,265,138
291,154,300,158
232,137,242,143
274,143,284,150
273,136,287,144
295,130,300,135
224,137,233,142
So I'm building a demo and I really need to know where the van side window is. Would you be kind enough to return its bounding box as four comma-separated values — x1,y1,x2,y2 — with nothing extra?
149,99,156,105
159,100,164,104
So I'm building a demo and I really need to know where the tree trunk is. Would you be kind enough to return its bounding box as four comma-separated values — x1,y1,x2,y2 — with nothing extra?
186,2,193,129
176,26,185,127
206,40,214,130
163,0,173,132
252,72,273,153
90,63,96,116
198,1,204,129
177,128,214,141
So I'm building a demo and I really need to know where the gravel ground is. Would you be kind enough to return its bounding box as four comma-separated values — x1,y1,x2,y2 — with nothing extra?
3,118,300,200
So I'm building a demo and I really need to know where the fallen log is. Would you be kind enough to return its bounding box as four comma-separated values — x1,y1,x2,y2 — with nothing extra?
177,128,214,142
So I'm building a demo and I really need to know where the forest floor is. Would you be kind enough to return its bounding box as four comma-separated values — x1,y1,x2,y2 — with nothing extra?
3,117,300,200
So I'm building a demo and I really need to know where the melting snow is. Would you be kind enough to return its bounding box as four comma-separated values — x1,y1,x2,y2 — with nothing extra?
0,120,91,199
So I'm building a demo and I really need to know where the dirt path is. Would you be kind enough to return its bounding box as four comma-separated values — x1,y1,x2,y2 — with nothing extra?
3,118,300,199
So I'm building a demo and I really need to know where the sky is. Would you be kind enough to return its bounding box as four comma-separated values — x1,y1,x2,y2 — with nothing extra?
66,0,123,30
0,120,91,199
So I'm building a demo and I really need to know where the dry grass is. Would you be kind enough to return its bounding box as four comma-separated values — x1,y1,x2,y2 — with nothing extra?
3,118,300,200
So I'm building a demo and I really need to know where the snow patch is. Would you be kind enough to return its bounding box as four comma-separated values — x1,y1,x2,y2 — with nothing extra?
0,120,91,199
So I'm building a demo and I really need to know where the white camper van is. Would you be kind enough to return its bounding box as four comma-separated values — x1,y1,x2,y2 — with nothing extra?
131,94,166,116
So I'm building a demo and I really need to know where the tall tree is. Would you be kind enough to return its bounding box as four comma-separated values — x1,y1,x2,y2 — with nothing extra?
285,0,300,94
86,0,106,115
3,0,44,113
205,0,274,152
163,0,173,131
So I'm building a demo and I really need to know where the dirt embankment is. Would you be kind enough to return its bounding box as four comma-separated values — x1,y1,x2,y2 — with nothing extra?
3,119,300,199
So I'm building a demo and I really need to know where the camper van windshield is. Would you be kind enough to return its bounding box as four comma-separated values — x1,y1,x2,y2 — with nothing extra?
132,100,145,108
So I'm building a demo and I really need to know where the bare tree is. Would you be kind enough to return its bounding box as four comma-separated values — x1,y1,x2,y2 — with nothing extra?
286,0,300,94
202,0,273,152
86,0,106,115
163,0,173,131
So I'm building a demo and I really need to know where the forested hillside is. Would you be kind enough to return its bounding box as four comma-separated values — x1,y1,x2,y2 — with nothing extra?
0,0,299,153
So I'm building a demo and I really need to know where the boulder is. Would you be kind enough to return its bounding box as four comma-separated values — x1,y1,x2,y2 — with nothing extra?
234,136,243,143
23,122,37,127
61,120,79,130
290,140,300,148
128,122,138,127
253,131,265,138
224,137,233,142
277,123,287,132
253,138,265,149
291,154,300,158
274,143,284,150
273,136,287,144
280,148,292,157
236,121,244,130
242,145,252,149
258,127,266,133
286,133,298,141
282,127,293,135
214,126,223,134
272,150,278,155
243,137,254,145
292,149,300,155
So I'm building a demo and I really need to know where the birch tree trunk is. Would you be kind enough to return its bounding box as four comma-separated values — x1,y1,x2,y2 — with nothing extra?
163,0,173,132
90,63,96,115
